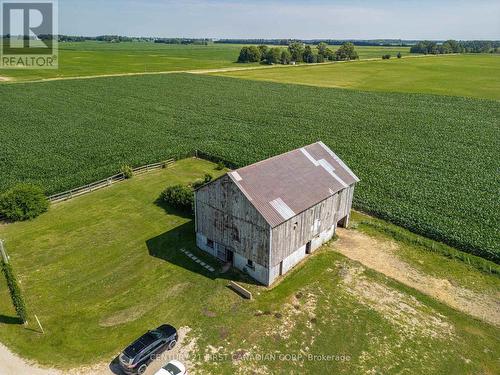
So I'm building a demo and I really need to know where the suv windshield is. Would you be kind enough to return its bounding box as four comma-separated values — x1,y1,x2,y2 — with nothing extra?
163,363,182,375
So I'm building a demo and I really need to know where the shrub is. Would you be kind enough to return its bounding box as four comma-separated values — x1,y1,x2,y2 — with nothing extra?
382,54,391,60
397,52,402,58
204,173,213,183
191,173,214,190
121,165,133,179
1,261,27,323
0,184,48,221
215,161,225,170
159,184,194,211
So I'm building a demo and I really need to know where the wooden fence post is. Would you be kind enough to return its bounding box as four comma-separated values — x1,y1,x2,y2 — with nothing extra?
0,239,8,264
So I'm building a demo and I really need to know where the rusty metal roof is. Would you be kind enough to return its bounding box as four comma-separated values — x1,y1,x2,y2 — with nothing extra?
227,141,359,227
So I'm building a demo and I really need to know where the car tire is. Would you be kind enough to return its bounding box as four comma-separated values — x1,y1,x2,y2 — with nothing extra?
138,364,148,374
167,339,177,350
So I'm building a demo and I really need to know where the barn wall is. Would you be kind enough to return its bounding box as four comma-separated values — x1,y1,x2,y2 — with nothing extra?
195,175,270,267
270,184,355,267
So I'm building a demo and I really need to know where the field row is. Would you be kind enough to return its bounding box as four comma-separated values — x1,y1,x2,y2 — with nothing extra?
0,42,412,82
0,73,498,261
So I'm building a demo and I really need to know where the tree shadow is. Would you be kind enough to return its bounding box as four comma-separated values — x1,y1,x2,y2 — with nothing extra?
154,198,193,220
0,314,23,325
146,221,259,286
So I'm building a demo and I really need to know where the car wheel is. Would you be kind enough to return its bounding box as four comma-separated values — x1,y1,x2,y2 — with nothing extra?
167,339,177,350
138,364,148,374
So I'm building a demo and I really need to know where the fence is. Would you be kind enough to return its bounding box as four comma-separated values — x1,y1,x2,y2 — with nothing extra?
0,149,234,214
48,159,174,203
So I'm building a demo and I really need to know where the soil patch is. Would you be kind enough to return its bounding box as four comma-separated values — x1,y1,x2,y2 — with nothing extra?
334,229,500,327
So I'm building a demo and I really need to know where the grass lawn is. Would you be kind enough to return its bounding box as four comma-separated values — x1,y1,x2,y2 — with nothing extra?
0,42,247,82
1,73,498,262
0,42,411,82
214,54,500,100
0,158,499,374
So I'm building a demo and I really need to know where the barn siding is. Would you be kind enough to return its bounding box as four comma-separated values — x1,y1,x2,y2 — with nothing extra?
270,185,355,267
195,175,270,267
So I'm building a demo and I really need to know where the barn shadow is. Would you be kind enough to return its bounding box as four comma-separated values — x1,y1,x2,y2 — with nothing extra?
146,219,259,286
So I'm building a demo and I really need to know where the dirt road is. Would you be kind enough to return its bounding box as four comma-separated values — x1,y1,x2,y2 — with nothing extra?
334,228,500,327
0,327,194,375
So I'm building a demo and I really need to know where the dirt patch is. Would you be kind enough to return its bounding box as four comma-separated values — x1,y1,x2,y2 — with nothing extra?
265,289,318,341
339,262,455,339
0,76,11,82
100,306,149,327
334,229,500,327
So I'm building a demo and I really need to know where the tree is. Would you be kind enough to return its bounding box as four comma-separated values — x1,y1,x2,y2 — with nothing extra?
237,46,261,63
303,45,316,63
410,41,438,55
335,42,359,61
288,42,305,62
280,49,292,64
263,47,281,64
0,184,49,221
317,42,334,60
257,45,268,61
439,42,453,54
444,40,463,53
317,42,328,56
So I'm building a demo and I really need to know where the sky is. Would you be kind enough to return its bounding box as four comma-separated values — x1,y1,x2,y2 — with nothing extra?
59,0,500,40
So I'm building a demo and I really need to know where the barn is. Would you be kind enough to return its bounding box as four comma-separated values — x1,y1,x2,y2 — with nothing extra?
194,141,359,285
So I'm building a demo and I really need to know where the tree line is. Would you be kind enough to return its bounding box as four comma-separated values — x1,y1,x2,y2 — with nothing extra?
410,40,499,54
237,42,359,65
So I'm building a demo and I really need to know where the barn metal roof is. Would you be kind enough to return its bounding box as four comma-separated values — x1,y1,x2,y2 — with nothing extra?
227,141,359,227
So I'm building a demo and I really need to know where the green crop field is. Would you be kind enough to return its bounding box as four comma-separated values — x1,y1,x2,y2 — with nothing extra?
0,159,498,373
0,42,411,82
0,73,498,262
214,54,500,100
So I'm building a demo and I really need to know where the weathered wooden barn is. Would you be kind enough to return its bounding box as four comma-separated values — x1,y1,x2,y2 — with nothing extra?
195,141,359,285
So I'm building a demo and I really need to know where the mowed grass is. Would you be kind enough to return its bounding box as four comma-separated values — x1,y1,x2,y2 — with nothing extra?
0,158,498,374
0,42,411,82
214,54,500,100
0,42,246,82
0,73,498,261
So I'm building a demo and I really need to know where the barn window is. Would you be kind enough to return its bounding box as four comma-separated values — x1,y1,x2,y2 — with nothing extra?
231,226,240,242
207,239,214,248
246,259,255,270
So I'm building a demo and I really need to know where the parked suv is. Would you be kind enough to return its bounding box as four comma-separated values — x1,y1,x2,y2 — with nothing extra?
119,324,178,374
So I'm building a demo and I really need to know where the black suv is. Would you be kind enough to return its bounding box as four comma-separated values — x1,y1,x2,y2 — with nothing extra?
119,324,178,374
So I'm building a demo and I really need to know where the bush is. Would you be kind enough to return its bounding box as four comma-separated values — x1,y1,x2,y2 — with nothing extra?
0,184,48,221
397,52,402,59
1,261,27,323
382,54,391,60
204,173,213,183
192,173,214,190
215,161,225,170
121,165,133,179
159,184,194,211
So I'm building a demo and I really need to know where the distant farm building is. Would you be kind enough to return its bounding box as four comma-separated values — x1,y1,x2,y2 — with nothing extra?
195,142,359,285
